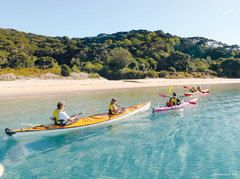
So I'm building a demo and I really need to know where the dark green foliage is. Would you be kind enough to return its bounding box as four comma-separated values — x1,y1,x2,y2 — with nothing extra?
165,51,190,71
158,70,169,78
119,68,144,79
34,56,55,69
144,70,158,78
0,28,240,79
61,64,71,76
220,58,240,77
168,67,176,73
108,48,132,70
8,53,34,69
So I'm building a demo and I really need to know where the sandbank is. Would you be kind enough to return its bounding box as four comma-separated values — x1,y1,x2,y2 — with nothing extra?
1,78,240,97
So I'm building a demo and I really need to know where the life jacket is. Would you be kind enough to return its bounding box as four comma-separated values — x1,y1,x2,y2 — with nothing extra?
53,108,64,125
108,104,115,115
190,88,196,93
170,97,177,105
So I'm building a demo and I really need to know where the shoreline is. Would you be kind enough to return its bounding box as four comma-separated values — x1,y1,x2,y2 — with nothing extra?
1,78,240,97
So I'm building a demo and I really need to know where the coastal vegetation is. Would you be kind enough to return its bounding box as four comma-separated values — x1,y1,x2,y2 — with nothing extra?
0,28,240,80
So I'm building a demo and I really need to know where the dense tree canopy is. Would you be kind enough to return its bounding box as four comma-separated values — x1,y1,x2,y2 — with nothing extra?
0,28,240,79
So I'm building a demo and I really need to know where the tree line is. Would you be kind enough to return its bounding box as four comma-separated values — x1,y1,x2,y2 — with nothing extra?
0,28,240,79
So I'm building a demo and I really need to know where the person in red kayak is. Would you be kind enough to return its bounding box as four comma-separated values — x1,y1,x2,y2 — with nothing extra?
189,86,197,93
108,98,125,115
197,86,202,92
166,92,181,106
51,101,79,126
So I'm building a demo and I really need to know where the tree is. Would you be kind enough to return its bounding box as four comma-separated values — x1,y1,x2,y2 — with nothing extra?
147,58,158,70
108,47,133,70
8,53,34,69
34,56,55,69
0,51,7,68
220,58,240,77
188,58,209,72
61,64,71,76
83,62,103,73
165,51,190,71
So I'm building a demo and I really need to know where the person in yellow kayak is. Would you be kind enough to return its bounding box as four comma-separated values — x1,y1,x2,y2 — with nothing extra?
166,92,181,106
51,101,79,126
108,98,125,115
189,86,197,93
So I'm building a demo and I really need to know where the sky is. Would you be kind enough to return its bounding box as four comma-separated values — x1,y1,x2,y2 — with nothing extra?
0,0,240,45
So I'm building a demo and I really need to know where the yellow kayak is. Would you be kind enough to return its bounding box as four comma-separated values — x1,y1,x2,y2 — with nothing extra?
5,101,151,137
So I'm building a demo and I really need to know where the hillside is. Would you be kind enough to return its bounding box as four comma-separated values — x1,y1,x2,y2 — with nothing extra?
0,28,240,79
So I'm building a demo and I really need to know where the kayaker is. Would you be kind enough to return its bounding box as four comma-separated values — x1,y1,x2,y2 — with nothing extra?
189,86,197,93
109,98,124,115
51,101,79,126
197,86,202,92
166,92,181,106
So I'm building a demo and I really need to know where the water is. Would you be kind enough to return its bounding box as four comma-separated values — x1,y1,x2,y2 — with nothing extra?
1,84,240,178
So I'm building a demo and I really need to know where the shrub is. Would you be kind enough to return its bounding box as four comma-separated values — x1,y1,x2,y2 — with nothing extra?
89,73,100,78
158,70,169,78
61,64,71,76
120,68,144,79
72,65,80,73
168,67,176,73
0,73,16,81
144,70,158,78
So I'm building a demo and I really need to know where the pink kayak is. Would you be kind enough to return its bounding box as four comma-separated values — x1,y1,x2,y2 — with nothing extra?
184,89,209,96
153,98,198,113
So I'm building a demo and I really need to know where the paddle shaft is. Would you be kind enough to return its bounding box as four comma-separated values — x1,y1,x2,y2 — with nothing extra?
117,105,126,109
70,112,82,117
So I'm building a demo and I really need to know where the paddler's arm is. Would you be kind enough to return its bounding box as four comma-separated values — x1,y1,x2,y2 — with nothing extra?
113,105,119,114
67,113,79,121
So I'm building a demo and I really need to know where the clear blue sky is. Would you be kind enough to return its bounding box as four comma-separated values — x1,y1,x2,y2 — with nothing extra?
1,0,240,45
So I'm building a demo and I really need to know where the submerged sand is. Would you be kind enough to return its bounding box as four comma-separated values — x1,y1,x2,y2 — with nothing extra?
1,78,240,97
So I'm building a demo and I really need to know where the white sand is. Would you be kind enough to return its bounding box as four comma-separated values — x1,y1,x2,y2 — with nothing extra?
1,78,240,97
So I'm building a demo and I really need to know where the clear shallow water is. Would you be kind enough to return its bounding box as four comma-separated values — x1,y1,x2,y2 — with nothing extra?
1,84,240,178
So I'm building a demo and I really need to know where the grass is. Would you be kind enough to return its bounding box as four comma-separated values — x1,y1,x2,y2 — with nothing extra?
0,68,217,81
0,68,61,77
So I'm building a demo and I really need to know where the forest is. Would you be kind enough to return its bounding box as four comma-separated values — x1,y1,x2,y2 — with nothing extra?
1,28,240,79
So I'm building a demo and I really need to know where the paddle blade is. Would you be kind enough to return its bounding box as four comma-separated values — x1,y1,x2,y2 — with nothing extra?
183,86,188,88
159,93,169,98
169,84,173,94
188,101,197,105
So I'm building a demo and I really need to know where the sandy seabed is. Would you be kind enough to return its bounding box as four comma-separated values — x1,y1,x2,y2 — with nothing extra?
1,78,240,97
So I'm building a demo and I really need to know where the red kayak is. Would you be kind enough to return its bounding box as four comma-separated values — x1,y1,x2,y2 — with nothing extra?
184,89,209,96
153,98,198,113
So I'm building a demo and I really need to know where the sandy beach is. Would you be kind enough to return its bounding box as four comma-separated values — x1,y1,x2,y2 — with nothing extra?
1,78,240,97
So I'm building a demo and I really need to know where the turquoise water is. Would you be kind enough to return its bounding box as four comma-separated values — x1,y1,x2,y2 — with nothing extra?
1,84,240,178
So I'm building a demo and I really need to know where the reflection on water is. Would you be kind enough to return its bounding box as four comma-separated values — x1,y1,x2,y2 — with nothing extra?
4,144,31,167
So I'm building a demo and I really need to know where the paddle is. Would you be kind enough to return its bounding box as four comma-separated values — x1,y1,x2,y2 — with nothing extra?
187,101,197,105
159,93,170,98
159,93,185,98
51,112,82,121
117,105,126,109
70,112,82,117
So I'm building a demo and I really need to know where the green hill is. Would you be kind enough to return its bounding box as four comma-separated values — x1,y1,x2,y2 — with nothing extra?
1,28,240,79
